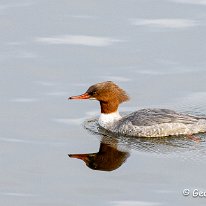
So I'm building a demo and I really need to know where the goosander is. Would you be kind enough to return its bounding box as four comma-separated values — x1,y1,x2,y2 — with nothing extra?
69,142,129,171
69,81,206,137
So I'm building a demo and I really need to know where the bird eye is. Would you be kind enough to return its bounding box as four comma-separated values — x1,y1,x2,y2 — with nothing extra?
91,91,96,95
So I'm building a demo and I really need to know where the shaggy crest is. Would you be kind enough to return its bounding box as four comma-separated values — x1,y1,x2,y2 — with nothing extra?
85,81,129,113
86,81,129,103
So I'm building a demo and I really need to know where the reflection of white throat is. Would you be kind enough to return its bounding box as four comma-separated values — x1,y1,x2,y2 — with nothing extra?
98,111,122,129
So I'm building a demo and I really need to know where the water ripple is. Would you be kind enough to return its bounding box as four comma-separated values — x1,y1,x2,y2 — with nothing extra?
35,35,122,47
0,192,38,197
111,201,161,206
83,117,206,161
130,18,198,29
170,0,206,5
10,98,38,103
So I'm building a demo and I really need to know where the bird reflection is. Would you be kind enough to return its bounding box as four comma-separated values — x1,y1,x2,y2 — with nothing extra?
68,118,205,171
68,138,130,171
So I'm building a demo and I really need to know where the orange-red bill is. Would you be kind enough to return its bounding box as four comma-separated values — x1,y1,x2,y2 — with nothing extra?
68,93,90,100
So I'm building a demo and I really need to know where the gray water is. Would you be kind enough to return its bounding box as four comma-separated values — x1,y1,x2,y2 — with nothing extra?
1,0,206,205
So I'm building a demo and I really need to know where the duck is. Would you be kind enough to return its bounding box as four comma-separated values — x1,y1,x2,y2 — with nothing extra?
69,81,206,137
69,142,129,171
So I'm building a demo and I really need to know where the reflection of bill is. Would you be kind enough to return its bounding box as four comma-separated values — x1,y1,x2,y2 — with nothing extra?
68,141,130,172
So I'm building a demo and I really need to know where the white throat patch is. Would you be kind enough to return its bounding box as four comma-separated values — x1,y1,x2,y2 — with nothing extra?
98,111,122,129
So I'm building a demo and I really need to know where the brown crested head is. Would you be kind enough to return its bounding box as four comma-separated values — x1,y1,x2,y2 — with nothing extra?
69,81,129,114
86,81,129,103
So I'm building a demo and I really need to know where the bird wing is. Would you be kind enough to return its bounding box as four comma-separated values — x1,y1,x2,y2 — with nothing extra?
122,109,201,126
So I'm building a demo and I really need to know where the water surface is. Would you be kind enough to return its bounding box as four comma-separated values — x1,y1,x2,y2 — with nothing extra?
1,0,206,205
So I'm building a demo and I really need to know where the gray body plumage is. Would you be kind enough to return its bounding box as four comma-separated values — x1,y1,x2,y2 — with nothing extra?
110,109,206,137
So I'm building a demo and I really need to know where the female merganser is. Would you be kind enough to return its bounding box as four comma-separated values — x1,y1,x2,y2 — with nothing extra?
69,81,206,137
69,142,129,171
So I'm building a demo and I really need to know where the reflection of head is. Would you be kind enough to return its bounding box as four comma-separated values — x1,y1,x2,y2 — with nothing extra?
69,143,129,171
